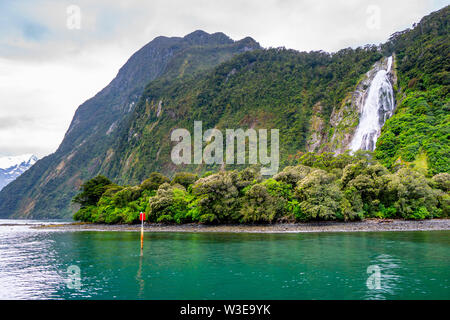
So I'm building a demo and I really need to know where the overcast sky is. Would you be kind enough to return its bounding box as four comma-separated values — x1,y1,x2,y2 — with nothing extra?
0,0,448,158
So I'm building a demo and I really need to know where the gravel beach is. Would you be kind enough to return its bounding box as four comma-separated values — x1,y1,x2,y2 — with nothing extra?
34,219,450,233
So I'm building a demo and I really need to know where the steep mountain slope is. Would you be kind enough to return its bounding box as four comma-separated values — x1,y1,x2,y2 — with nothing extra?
0,155,37,191
375,6,449,175
0,6,447,219
102,47,382,184
0,31,260,218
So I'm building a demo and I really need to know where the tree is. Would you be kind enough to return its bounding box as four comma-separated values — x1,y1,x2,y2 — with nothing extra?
432,173,450,192
240,179,291,223
386,168,439,219
342,162,390,215
72,176,112,208
140,172,170,191
112,186,143,207
148,183,190,223
295,169,343,220
273,165,312,187
171,172,198,189
191,171,242,223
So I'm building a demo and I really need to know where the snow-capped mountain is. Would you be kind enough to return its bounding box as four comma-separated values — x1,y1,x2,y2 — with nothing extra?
0,154,38,191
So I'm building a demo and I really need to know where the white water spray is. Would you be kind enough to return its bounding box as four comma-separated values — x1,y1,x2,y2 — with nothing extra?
350,56,395,152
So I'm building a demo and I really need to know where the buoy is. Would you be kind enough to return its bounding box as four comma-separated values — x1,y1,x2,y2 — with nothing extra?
139,212,146,252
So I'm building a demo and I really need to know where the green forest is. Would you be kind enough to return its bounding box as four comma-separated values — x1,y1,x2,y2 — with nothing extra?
73,152,449,224
376,7,449,175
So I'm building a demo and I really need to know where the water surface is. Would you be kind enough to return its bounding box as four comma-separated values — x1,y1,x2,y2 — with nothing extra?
0,220,449,299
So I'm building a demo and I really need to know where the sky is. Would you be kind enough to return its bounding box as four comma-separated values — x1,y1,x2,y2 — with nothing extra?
0,0,448,158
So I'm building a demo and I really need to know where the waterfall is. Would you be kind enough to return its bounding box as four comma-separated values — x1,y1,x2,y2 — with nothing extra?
350,56,395,152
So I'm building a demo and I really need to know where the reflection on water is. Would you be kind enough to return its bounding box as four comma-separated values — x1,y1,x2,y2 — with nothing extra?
0,221,449,300
136,250,145,299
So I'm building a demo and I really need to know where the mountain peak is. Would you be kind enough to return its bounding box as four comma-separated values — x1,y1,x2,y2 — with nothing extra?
183,30,234,46
0,154,38,191
0,154,37,170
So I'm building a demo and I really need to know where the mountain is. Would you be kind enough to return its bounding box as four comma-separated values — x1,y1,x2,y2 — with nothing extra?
0,30,260,219
0,6,448,219
375,6,449,175
0,154,38,191
102,46,383,183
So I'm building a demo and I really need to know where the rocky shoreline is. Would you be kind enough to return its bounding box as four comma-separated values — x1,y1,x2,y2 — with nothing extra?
34,219,450,234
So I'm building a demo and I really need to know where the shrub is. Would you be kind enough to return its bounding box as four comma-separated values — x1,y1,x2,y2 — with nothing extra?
295,169,343,220
386,168,438,219
148,183,191,223
112,186,143,207
171,172,198,188
140,172,170,191
432,173,450,192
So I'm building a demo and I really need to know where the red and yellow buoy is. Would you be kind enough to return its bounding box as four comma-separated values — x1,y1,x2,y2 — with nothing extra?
139,212,146,251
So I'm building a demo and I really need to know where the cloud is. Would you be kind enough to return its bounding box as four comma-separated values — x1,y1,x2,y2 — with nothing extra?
0,0,447,157
1,0,443,60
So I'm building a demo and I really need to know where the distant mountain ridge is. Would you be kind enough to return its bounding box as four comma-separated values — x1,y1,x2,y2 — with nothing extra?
0,154,37,191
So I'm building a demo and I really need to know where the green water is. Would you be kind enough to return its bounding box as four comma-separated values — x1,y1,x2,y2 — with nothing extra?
0,222,449,299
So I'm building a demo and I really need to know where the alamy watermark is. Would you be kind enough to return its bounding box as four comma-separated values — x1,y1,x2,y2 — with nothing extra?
66,5,81,30
171,121,279,175
66,265,81,290
366,265,381,290
366,5,381,30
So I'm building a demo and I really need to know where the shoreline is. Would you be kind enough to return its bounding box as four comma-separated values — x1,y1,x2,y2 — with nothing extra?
33,219,450,234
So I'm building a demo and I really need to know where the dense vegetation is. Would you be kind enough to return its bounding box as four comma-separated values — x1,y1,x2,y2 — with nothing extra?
102,46,382,184
73,152,449,224
376,6,449,175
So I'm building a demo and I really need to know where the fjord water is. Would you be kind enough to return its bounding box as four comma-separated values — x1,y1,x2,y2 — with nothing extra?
0,220,449,300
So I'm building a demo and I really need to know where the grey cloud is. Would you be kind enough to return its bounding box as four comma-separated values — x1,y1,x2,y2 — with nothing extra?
1,0,443,62
0,116,36,130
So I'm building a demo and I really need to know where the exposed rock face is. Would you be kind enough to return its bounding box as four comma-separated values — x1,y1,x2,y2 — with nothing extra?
326,56,397,154
349,56,395,151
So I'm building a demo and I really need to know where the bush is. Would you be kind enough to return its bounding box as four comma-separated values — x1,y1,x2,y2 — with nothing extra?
432,173,450,192
171,172,198,189
140,172,170,191
148,183,191,223
240,181,288,223
192,171,243,223
386,168,438,219
295,169,343,220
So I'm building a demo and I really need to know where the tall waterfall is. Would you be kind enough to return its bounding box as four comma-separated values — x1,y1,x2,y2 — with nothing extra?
350,56,395,152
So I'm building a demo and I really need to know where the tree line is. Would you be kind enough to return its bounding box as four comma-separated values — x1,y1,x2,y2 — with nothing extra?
73,151,449,224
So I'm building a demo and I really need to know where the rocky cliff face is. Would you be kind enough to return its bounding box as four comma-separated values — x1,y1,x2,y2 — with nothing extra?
314,55,398,154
